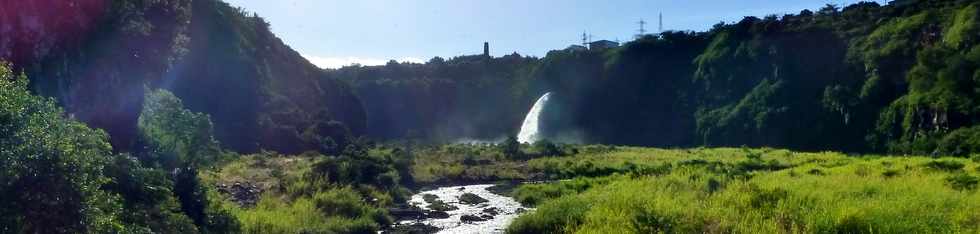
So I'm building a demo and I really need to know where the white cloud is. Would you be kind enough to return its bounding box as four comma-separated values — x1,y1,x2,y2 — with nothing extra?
303,54,425,69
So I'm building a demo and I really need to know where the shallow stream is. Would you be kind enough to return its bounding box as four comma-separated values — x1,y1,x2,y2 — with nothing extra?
400,184,531,234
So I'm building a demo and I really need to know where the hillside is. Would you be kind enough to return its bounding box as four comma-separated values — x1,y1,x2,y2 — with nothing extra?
339,1,980,156
1,0,365,154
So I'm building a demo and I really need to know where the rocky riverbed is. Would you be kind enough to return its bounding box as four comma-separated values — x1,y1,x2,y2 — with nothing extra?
391,184,531,234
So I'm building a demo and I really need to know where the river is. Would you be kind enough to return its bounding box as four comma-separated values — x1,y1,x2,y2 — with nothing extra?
398,184,531,234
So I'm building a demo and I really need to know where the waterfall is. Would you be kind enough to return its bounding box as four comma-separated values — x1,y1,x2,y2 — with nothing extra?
517,92,552,143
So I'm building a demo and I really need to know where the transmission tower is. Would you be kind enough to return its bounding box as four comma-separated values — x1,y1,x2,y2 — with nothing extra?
659,12,663,33
635,19,647,39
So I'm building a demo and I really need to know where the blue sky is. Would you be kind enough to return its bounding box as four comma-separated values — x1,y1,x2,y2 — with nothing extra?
224,0,888,68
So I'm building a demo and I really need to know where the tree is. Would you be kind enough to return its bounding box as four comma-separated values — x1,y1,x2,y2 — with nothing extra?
0,62,122,233
137,88,226,169
501,135,521,159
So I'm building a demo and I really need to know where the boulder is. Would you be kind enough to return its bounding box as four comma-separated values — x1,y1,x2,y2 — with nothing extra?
458,193,489,205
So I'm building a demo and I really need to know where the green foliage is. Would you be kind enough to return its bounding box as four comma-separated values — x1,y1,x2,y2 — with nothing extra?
501,136,522,159
138,89,229,169
133,88,241,233
227,191,381,234
102,154,199,233
945,173,979,191
937,126,980,156
333,53,537,141
506,195,591,234
512,177,612,207
411,144,528,184
310,145,407,193
944,4,980,49
530,140,562,157
925,159,966,171
508,147,980,234
0,63,122,232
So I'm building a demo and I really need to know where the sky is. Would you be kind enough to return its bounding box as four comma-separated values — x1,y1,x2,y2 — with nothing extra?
224,0,889,69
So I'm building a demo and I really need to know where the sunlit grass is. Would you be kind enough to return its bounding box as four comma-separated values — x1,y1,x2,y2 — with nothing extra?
509,148,980,233
205,153,391,234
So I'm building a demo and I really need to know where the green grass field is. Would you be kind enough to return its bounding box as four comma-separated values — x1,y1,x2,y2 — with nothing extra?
506,147,980,233
200,145,980,233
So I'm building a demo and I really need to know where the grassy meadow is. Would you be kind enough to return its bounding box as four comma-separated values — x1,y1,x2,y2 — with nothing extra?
505,147,980,233
200,151,399,233
194,143,980,233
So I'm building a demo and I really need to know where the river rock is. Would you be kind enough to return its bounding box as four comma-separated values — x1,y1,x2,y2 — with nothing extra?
425,211,450,219
459,214,487,223
482,207,501,216
459,193,488,204
389,205,425,221
384,223,440,234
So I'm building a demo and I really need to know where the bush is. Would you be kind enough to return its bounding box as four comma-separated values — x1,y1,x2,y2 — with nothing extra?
313,187,391,225
532,140,562,157
945,174,979,191
881,169,901,178
937,126,980,157
924,159,966,171
102,154,199,233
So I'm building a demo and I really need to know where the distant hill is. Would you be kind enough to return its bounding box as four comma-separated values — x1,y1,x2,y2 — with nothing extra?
1,0,365,154
337,0,980,156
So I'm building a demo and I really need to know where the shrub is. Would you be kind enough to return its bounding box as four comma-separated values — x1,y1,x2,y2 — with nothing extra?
748,187,789,209
881,169,901,178
937,126,980,157
924,159,966,171
945,174,979,191
313,187,390,225
807,168,827,175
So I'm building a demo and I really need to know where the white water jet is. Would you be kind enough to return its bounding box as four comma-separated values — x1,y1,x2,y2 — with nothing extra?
517,92,552,144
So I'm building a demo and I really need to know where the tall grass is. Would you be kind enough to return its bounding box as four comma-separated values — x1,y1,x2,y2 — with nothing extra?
226,192,380,234
509,148,980,233
203,153,392,234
